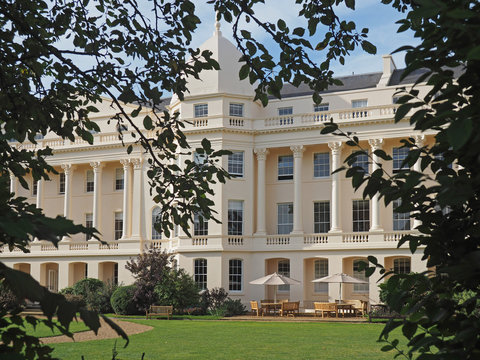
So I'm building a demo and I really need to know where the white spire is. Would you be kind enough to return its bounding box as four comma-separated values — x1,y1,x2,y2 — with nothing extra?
214,11,222,36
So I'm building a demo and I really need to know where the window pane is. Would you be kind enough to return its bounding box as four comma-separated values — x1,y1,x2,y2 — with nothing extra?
194,104,208,118
152,207,162,239
194,213,208,236
352,99,368,108
86,170,94,192
115,168,124,190
353,260,369,292
394,258,411,274
114,211,123,240
229,259,243,291
32,179,37,196
193,152,207,166
278,260,290,291
278,107,293,116
228,151,244,177
314,259,328,293
353,200,370,232
85,213,93,241
59,173,65,194
228,200,243,235
393,199,410,230
393,147,409,172
194,258,207,290
277,203,293,234
352,151,369,174
314,103,329,112
229,103,244,117
313,153,330,177
314,201,330,233
278,155,293,180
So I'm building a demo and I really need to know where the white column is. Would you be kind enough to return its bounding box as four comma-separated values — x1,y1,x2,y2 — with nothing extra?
291,145,305,234
412,134,425,230
90,161,103,236
120,159,131,239
369,139,384,231
328,141,343,232
61,164,74,242
36,179,43,209
130,158,143,241
9,171,16,194
254,148,268,235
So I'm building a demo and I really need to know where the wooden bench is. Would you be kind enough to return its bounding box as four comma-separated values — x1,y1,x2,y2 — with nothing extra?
279,301,300,317
343,300,368,316
314,302,338,318
146,305,173,320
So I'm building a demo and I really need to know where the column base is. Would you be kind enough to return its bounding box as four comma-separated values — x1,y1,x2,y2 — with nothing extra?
290,230,304,235
254,231,267,236
60,236,72,243
328,228,343,234
369,227,384,232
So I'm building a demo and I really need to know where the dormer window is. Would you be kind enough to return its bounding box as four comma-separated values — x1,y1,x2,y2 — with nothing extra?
229,103,244,117
194,104,208,118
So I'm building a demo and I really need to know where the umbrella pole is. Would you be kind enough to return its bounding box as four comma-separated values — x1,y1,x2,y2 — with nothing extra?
339,283,342,303
274,285,277,303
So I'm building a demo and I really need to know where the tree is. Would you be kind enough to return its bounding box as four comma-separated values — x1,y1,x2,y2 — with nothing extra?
1,0,229,357
211,0,480,358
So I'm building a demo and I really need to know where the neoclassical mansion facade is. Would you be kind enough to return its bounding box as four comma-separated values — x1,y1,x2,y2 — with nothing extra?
2,24,437,306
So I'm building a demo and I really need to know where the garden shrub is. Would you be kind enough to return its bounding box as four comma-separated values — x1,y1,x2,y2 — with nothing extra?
111,285,141,315
154,269,200,313
63,294,86,309
0,283,23,312
222,298,246,317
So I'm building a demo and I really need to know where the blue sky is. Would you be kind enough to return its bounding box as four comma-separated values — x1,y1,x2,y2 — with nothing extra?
191,0,418,76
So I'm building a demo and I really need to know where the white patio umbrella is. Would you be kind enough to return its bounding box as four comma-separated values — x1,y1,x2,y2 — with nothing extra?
250,272,301,303
312,273,368,303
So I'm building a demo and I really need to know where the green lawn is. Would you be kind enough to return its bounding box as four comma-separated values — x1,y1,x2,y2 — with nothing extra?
50,319,402,360
23,319,89,338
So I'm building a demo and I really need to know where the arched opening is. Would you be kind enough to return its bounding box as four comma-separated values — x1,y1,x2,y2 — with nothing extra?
68,262,88,286
264,258,290,301
13,263,31,274
98,262,118,285
40,263,59,293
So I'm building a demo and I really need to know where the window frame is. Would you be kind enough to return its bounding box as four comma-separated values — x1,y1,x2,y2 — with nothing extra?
228,151,244,178
313,152,330,178
278,155,294,181
314,201,330,233
277,203,293,235
32,179,38,196
152,207,162,240
393,199,411,231
314,103,329,112
228,200,244,236
314,259,329,293
229,103,244,117
194,212,208,236
393,258,411,274
353,259,369,293
278,106,293,116
351,151,369,174
194,258,207,291
59,172,65,194
85,213,93,241
86,170,94,193
277,259,290,292
353,199,370,232
115,168,124,191
393,147,409,173
228,259,243,292
351,99,368,108
194,103,208,118
114,211,123,240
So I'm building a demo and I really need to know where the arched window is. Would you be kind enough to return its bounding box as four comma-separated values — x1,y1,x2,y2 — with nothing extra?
152,207,162,240
194,258,207,290
229,259,243,292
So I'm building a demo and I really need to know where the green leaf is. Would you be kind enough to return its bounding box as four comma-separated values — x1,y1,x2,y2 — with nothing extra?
361,40,377,55
143,115,153,130
394,103,414,122
239,64,250,80
345,0,355,10
447,118,472,150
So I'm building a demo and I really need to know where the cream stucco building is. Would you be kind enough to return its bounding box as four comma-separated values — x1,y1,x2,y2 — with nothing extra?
2,23,438,307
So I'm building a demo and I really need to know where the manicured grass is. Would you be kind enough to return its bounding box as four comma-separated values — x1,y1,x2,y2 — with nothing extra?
51,319,402,360
22,319,89,338
104,314,223,320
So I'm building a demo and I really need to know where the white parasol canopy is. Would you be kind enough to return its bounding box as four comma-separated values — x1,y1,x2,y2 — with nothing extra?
250,272,301,303
312,273,368,303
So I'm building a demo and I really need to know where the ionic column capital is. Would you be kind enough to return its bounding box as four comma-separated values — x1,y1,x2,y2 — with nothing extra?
290,145,305,158
130,158,143,170
120,159,131,170
89,161,104,173
61,163,74,175
412,134,426,147
328,141,343,154
254,148,269,161
368,138,384,151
